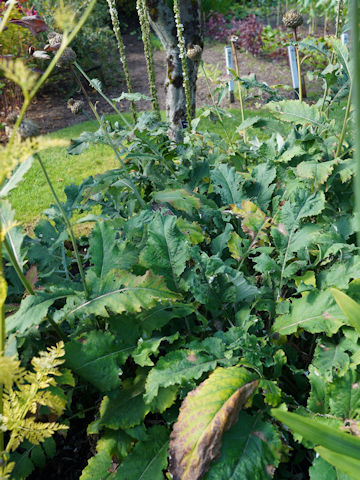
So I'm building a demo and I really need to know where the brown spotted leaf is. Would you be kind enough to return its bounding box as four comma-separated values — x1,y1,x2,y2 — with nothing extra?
169,366,259,480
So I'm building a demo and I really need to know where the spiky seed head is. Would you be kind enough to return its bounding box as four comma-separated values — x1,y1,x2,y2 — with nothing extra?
282,10,303,29
187,44,202,61
56,47,76,68
48,31,63,46
67,98,85,115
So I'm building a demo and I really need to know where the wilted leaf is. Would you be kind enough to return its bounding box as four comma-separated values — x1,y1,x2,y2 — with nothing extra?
169,366,258,480
153,189,200,213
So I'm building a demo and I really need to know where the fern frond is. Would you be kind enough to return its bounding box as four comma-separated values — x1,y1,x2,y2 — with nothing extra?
0,355,25,389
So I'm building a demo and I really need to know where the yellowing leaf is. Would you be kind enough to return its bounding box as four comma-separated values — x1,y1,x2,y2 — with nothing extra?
331,288,360,336
228,200,271,245
169,366,258,480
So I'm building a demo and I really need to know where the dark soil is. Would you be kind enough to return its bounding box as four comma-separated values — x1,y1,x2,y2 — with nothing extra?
25,33,319,135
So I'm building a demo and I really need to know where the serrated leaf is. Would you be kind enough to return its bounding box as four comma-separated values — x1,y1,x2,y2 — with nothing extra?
210,164,244,205
153,189,200,213
327,37,351,78
80,430,132,479
259,379,282,407
140,213,190,290
268,100,327,130
247,163,276,211
176,218,204,245
273,290,346,336
297,160,338,187
132,333,179,367
112,425,169,479
228,232,244,262
62,270,179,320
95,372,149,430
7,289,73,333
312,340,350,382
329,369,360,419
144,349,220,404
277,144,306,163
113,92,153,102
169,367,258,480
65,331,134,392
205,412,281,480
88,221,119,278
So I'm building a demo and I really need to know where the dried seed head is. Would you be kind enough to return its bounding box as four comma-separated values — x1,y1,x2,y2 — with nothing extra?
282,10,303,29
56,47,76,68
187,44,202,61
48,31,63,46
67,98,85,115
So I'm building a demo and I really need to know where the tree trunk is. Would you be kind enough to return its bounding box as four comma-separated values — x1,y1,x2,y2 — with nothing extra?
144,0,203,140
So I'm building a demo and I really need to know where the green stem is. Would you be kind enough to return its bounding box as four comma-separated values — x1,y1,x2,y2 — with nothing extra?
74,62,131,128
35,154,89,298
336,82,352,157
3,237,34,295
106,0,137,123
352,0,360,246
335,0,343,38
71,68,146,209
200,62,231,143
295,47,302,102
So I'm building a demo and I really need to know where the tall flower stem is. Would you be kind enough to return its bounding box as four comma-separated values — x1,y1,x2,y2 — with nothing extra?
352,0,360,246
136,0,160,117
73,62,131,128
106,0,137,122
173,0,192,132
35,154,89,298
336,82,352,158
335,0,343,38
72,69,146,209
200,62,231,143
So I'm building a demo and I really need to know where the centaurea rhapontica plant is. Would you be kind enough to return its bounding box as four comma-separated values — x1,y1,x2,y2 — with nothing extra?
136,0,160,117
106,0,137,122
173,0,192,131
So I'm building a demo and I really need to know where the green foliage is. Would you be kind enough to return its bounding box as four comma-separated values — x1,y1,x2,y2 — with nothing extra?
0,343,69,478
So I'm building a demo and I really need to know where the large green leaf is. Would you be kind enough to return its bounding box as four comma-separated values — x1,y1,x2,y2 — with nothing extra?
152,189,201,213
92,372,150,431
144,349,220,404
112,425,169,480
312,339,350,382
329,369,360,419
331,288,360,336
65,331,134,392
271,409,360,460
268,100,327,130
7,289,73,333
210,164,244,205
297,159,338,187
273,290,346,336
61,270,180,320
169,367,258,480
140,213,190,290
205,412,280,480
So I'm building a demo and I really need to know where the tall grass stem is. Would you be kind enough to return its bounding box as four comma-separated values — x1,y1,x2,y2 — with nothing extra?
352,0,360,246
